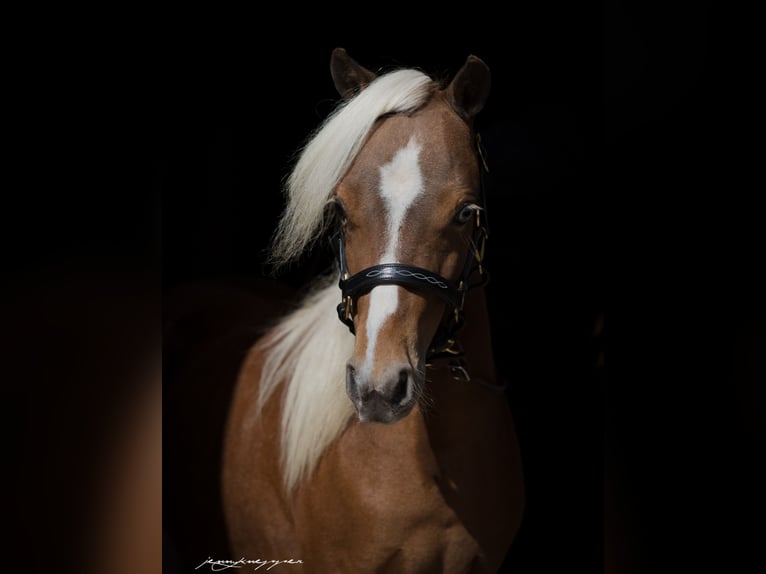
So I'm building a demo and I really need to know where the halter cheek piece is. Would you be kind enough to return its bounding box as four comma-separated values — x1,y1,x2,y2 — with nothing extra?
334,135,491,362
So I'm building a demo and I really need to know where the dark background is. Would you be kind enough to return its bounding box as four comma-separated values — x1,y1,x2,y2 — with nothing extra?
3,3,763,574
162,4,763,574
162,10,606,573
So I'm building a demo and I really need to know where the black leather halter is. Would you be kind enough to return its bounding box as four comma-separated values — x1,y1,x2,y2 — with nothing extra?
335,135,491,361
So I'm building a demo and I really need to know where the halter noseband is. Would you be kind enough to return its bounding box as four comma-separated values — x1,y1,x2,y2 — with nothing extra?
335,135,491,362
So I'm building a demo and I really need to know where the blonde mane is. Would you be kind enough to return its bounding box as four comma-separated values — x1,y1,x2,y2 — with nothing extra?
268,68,435,269
257,68,436,493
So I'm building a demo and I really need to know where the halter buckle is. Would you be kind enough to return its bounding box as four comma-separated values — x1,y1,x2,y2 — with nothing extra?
449,359,472,382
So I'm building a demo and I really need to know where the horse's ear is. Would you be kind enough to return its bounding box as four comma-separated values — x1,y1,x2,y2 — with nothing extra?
330,47,377,99
446,55,491,120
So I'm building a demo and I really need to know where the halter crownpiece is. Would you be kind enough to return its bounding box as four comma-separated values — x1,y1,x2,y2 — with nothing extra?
335,134,491,362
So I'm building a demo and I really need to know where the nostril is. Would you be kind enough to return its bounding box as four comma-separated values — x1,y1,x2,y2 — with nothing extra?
346,364,360,403
390,369,410,404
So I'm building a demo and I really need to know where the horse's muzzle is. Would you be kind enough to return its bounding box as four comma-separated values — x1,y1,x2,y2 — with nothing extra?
346,364,417,424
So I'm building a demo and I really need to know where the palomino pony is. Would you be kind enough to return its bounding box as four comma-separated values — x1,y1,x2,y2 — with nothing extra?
222,48,524,573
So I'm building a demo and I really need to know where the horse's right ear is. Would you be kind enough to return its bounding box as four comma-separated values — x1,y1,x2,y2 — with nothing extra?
330,47,377,99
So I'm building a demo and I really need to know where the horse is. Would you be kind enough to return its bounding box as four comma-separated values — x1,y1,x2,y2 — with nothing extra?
221,47,525,573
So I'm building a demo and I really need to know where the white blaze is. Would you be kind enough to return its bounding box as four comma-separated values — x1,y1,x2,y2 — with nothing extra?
362,137,424,379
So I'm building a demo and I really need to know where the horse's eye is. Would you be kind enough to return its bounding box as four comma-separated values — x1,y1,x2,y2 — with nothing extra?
454,204,476,225
334,200,347,222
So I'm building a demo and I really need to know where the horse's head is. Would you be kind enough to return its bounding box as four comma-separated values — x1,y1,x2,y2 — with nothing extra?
329,49,491,423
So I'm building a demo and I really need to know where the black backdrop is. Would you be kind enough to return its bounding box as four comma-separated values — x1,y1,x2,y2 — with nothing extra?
161,5,764,574
4,4,763,574
163,12,605,573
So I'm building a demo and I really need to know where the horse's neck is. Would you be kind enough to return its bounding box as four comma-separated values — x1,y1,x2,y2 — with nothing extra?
422,286,504,433
412,286,519,553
